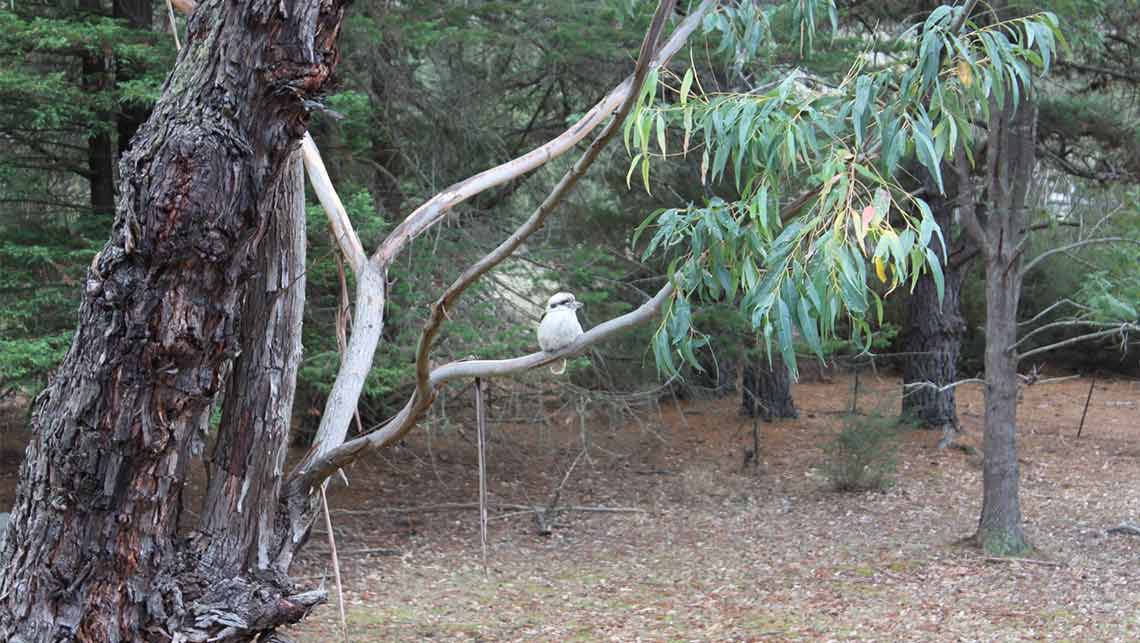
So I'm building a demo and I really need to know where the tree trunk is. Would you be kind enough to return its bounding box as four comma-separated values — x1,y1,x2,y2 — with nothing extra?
902,256,965,434
80,0,116,217
742,355,797,421
0,0,346,638
973,95,1037,556
977,251,1029,555
194,153,305,576
114,0,154,155
901,158,969,438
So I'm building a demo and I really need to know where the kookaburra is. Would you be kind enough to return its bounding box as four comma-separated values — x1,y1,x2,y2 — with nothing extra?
538,291,583,374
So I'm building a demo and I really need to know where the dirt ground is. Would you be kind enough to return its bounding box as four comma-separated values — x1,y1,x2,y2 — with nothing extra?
271,373,1140,642
0,373,1137,641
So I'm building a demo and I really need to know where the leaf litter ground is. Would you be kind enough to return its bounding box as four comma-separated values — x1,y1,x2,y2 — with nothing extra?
275,374,1140,641
2,373,1136,641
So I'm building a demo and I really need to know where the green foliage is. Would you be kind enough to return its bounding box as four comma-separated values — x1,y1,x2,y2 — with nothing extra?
0,4,171,399
626,1,1063,379
821,412,902,492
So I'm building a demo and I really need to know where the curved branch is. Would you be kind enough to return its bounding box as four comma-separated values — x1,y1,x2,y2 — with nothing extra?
288,282,674,495
1015,323,1138,362
301,133,367,274
411,0,684,407
1017,298,1090,327
285,0,711,497
1010,318,1121,351
375,0,717,265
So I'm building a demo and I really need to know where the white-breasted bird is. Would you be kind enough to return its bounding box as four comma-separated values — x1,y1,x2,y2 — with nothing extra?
538,291,584,374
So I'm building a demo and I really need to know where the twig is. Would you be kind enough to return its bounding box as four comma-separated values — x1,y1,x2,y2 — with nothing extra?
320,486,350,643
1107,524,1140,537
1016,323,1138,362
901,377,986,395
164,0,181,51
1021,237,1140,277
982,556,1063,567
1076,375,1096,439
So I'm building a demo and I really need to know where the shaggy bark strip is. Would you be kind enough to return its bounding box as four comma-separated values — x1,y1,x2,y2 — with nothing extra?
196,152,306,576
0,0,346,638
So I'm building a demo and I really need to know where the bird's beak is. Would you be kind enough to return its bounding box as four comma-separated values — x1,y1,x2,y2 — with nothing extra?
573,301,584,310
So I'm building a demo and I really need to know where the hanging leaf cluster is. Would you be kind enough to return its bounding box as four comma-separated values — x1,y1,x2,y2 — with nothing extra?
627,1,1064,378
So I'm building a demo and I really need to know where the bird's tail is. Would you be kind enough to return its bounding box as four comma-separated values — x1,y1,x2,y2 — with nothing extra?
549,359,567,375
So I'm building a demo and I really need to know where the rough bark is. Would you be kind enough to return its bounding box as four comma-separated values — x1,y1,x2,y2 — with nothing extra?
194,153,305,577
742,354,797,421
901,178,965,434
0,0,346,639
902,268,964,430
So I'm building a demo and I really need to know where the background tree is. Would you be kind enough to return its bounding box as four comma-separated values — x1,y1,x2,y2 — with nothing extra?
0,3,170,398
630,1,1068,555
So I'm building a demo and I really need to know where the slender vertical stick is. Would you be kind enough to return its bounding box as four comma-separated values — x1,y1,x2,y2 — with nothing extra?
850,366,861,414
475,377,489,574
164,0,181,51
320,485,350,643
1076,375,1096,439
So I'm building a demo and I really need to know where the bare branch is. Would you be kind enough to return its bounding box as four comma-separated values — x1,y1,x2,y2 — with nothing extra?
1015,323,1138,362
1011,318,1119,351
1020,236,1140,277
305,264,387,462
1017,298,1091,327
288,282,674,494
291,0,712,493
902,377,986,396
301,133,368,274
375,0,716,265
410,0,682,416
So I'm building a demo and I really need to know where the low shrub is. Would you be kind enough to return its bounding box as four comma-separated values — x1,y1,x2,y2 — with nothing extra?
822,412,902,492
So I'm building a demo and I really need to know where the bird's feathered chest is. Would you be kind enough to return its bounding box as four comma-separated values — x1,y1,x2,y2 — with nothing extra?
537,308,583,352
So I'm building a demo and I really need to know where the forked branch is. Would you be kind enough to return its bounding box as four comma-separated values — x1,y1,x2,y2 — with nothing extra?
289,282,674,493
290,0,716,495
301,133,367,274
375,0,715,265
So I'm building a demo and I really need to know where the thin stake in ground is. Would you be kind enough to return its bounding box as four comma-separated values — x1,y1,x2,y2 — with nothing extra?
475,377,489,575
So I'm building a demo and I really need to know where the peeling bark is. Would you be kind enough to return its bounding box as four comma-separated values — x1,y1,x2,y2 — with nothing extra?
195,153,305,577
0,0,346,638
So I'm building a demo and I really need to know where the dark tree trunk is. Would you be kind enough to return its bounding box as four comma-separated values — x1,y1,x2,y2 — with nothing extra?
0,0,346,639
901,156,970,440
80,0,116,217
742,355,797,421
113,0,154,155
901,191,965,435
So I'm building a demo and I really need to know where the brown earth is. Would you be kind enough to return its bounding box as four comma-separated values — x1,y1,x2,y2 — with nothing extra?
0,373,1137,641
280,373,1139,642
